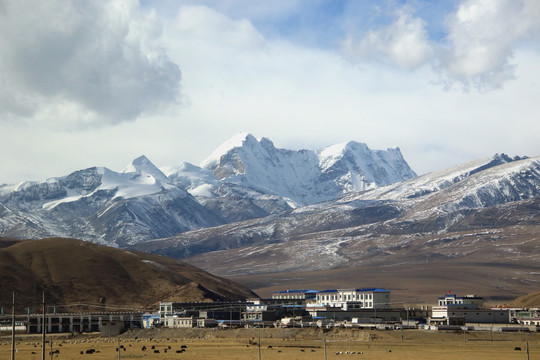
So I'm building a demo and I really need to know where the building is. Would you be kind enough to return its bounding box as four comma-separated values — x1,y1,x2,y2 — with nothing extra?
164,316,196,328
314,288,390,309
272,289,318,300
158,301,248,322
197,318,218,328
142,314,160,329
23,312,142,334
509,308,540,326
431,293,510,325
437,292,484,306
308,309,402,324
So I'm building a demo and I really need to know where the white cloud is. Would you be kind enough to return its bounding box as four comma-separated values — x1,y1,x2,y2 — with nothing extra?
341,6,433,70
0,1,539,185
0,0,181,127
440,0,540,90
341,0,540,90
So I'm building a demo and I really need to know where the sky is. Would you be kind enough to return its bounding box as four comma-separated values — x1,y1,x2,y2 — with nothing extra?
1,0,539,184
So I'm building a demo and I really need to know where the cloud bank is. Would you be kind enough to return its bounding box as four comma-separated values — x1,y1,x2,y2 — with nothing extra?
0,0,181,127
342,0,540,90
0,0,539,184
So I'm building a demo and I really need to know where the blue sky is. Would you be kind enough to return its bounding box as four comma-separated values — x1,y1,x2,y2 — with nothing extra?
1,0,539,183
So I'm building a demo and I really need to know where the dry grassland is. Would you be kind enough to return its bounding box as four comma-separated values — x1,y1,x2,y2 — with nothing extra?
1,328,539,360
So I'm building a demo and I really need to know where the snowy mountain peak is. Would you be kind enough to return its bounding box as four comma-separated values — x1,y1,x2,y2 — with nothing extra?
122,155,168,182
201,133,259,169
195,135,416,206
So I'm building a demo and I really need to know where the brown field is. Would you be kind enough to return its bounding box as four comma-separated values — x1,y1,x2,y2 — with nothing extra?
228,260,540,306
2,328,539,360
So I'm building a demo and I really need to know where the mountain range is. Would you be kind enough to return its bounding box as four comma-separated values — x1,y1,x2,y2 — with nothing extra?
1,134,538,303
0,133,415,247
132,153,540,302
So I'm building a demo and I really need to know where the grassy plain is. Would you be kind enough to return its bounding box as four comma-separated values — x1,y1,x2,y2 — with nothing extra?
1,328,539,360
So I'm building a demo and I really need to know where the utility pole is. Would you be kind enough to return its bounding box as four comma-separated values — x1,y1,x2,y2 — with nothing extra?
258,332,261,360
323,336,327,360
42,291,46,360
11,292,16,360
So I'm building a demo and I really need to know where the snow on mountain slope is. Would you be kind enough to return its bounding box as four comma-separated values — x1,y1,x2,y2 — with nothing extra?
419,156,540,215
318,141,416,192
196,133,416,206
161,162,219,197
0,156,225,246
41,156,175,211
134,153,539,269
339,153,525,202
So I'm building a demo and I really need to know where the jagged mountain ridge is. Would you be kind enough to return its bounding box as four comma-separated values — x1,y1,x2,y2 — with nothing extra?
193,133,416,206
0,157,224,247
133,155,540,275
0,134,416,246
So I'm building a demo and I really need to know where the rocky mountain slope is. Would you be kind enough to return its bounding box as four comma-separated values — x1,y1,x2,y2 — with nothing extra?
0,156,223,247
134,154,539,274
131,154,539,303
0,237,257,311
0,134,415,246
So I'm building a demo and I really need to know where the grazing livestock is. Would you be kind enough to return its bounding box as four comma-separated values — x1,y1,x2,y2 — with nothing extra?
514,347,522,351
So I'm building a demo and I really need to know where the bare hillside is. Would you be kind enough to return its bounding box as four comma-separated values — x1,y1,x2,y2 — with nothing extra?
509,291,540,308
0,238,257,312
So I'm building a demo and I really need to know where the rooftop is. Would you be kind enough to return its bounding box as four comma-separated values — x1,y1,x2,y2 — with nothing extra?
273,289,319,294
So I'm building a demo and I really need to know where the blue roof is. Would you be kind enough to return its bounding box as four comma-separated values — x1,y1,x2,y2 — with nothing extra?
274,289,318,294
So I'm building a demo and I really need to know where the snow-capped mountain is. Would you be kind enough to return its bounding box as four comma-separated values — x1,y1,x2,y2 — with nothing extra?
0,135,417,246
172,133,417,206
133,155,540,275
0,156,223,247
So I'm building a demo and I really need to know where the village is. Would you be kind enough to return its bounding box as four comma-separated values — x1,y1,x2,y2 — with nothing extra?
2,289,539,336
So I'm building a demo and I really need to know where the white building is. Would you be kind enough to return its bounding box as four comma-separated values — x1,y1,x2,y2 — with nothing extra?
272,289,318,300
430,292,512,325
159,302,173,321
314,288,390,310
437,293,484,306
164,315,196,328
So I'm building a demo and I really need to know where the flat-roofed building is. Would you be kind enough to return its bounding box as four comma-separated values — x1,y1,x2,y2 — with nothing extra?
272,289,318,300
437,293,484,306
314,288,390,309
164,315,196,328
